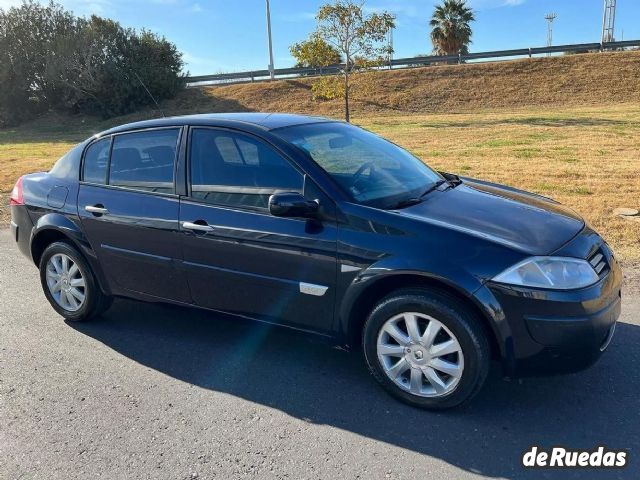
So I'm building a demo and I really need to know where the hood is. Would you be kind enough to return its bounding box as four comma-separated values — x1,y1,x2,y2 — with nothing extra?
399,179,584,255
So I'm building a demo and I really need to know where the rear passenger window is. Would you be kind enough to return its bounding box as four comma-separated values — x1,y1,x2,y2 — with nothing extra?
109,129,179,194
83,137,111,184
190,129,303,209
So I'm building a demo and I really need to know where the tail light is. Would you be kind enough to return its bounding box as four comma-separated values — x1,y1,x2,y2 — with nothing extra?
10,176,24,205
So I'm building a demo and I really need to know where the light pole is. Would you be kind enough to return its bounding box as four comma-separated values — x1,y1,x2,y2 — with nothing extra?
601,0,616,43
266,0,275,80
544,12,557,56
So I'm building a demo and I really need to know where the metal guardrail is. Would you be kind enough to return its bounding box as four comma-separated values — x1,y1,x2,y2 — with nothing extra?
186,39,640,86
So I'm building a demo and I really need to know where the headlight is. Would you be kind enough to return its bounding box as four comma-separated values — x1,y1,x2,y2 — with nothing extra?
492,256,599,290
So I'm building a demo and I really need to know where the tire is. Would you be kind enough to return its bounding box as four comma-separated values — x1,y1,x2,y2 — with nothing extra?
362,288,490,410
39,241,112,322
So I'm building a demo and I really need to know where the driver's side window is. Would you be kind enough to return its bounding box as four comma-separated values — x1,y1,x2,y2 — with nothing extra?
189,128,303,210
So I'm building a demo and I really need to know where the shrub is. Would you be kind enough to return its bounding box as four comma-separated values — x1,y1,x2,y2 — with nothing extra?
0,1,185,126
311,76,345,101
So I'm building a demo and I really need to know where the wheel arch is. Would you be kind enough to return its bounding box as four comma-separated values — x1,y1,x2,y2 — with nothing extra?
29,213,110,295
340,273,506,361
30,213,88,266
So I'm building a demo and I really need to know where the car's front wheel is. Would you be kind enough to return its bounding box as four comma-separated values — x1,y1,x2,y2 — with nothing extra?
363,288,490,410
39,241,112,322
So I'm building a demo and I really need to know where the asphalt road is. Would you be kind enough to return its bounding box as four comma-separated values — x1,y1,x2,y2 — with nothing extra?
1,228,639,480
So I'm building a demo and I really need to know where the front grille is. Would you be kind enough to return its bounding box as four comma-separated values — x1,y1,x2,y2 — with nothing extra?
589,248,609,277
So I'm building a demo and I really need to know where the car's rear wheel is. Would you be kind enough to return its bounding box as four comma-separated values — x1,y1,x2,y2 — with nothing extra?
363,288,490,410
39,241,111,322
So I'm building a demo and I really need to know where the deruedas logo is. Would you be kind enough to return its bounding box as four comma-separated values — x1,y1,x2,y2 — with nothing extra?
522,446,627,468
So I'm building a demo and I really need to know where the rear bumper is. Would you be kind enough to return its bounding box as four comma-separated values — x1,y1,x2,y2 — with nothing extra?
10,204,34,261
10,220,18,241
485,254,622,377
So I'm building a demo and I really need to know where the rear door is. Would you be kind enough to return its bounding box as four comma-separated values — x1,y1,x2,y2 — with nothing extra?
180,127,338,334
78,127,190,302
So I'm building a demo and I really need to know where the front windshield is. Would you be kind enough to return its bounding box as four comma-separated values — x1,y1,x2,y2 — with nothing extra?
274,122,442,208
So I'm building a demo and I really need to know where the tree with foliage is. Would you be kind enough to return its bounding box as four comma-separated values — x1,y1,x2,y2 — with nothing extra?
290,34,342,69
315,0,394,122
0,1,76,124
430,0,475,56
0,0,184,126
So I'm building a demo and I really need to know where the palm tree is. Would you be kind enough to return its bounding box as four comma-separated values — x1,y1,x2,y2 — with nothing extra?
430,0,475,56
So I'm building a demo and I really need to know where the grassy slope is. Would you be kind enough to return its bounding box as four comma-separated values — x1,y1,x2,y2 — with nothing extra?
168,50,640,116
1,51,639,268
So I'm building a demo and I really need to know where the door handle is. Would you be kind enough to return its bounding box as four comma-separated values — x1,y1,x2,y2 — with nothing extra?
182,221,215,233
85,205,108,215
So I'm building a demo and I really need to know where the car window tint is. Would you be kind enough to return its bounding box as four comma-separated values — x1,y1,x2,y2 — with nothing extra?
299,132,394,175
109,129,179,194
190,129,303,209
83,137,111,184
237,139,259,165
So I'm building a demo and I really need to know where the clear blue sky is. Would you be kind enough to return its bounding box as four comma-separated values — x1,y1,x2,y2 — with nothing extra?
3,0,639,75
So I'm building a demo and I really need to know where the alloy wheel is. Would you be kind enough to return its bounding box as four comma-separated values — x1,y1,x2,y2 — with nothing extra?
45,253,86,312
376,312,464,397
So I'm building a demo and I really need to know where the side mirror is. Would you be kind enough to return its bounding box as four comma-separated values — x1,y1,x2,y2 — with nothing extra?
269,192,319,218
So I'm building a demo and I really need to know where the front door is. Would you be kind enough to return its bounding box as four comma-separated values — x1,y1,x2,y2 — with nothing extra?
78,127,190,303
180,127,337,334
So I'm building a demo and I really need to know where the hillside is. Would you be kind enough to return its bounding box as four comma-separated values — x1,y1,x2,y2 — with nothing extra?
167,50,640,118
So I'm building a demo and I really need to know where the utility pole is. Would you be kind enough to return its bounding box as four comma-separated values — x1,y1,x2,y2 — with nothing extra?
544,12,557,56
601,0,617,43
266,0,275,80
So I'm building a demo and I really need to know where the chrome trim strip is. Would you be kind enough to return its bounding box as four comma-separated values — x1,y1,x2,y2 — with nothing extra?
340,264,362,273
299,282,329,296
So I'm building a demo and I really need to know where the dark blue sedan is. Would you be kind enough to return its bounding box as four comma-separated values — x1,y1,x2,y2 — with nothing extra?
9,113,621,409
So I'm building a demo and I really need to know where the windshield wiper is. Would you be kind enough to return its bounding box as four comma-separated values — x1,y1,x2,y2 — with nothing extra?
386,179,452,210
387,197,424,210
419,179,448,198
439,172,463,187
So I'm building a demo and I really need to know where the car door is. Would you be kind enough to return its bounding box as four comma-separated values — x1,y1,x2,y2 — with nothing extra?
77,127,191,303
180,127,338,334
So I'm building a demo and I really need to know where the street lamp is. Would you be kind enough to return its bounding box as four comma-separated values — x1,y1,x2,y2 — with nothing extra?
266,0,275,80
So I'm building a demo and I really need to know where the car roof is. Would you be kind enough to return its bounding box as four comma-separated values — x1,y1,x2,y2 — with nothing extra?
100,113,336,136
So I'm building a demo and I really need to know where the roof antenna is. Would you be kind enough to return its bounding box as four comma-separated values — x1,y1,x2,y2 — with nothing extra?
133,71,166,118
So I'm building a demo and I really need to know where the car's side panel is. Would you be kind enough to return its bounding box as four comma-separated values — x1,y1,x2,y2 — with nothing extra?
75,126,191,303
77,184,191,303
332,201,524,351
180,200,338,333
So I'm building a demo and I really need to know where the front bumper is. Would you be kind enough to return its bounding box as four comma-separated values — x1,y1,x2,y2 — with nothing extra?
485,252,622,377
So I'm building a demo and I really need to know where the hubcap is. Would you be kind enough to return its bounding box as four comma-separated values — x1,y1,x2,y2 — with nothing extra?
376,312,464,398
45,253,86,312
